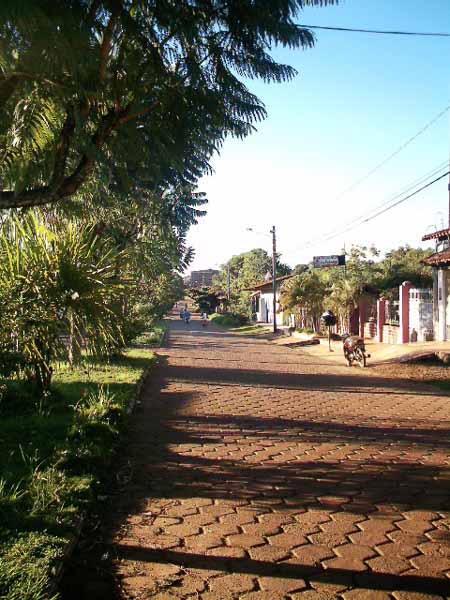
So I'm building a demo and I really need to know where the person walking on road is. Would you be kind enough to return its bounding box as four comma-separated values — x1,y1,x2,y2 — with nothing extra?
183,309,191,325
201,312,208,327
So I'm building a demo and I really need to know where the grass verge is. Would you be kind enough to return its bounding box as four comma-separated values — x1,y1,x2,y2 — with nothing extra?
209,314,271,336
131,320,167,347
229,324,271,336
209,313,248,329
0,349,156,600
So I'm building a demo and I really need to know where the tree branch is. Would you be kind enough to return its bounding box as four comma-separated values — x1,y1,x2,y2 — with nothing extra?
56,105,127,198
0,188,55,209
99,11,119,82
50,107,76,189
0,106,126,209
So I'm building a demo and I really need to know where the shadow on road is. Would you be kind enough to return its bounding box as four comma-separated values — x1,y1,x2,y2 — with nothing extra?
60,328,450,599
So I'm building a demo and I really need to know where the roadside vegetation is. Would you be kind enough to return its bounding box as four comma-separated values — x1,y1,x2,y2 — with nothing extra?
208,245,433,333
281,245,433,332
213,249,291,319
209,313,249,329
132,321,167,347
0,350,156,600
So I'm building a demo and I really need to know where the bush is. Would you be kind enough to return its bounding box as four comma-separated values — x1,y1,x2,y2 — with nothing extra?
0,215,126,393
132,321,167,347
210,313,248,328
66,387,124,470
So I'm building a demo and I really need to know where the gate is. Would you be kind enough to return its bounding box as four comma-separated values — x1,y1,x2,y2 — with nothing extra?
409,288,433,342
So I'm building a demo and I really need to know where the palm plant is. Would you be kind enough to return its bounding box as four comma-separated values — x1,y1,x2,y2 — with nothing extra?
281,270,326,331
0,213,126,391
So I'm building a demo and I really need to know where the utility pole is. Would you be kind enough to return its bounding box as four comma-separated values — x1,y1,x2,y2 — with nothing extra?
271,226,277,333
227,264,231,303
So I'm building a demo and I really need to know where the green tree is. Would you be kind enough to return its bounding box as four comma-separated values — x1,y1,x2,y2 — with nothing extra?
59,182,207,337
377,246,433,299
188,287,221,314
327,245,379,331
280,270,326,331
214,248,291,317
0,0,337,210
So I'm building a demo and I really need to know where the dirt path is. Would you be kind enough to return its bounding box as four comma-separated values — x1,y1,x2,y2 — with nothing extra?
63,316,450,599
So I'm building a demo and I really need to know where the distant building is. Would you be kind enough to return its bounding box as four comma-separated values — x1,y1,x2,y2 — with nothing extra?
247,275,293,325
185,269,220,288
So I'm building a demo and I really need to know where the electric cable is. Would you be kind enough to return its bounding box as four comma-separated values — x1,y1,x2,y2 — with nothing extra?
301,24,450,37
296,168,450,253
313,160,450,245
335,105,450,200
359,170,450,224
283,160,450,255
283,104,450,255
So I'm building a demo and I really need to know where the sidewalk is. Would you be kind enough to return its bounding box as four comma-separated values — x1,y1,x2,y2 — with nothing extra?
287,336,450,366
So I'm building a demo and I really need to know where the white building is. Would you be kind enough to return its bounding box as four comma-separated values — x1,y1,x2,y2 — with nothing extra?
248,275,293,325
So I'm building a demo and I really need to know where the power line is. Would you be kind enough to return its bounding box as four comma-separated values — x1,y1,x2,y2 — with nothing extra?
302,24,450,37
360,170,450,224
313,161,450,246
283,102,450,256
310,168,450,250
317,168,450,245
335,105,450,201
285,162,450,255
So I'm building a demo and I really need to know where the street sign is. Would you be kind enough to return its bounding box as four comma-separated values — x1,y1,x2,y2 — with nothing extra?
313,255,346,268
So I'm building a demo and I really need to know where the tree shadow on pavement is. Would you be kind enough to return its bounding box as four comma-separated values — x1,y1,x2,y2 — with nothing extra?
160,359,447,398
113,545,450,596
60,353,450,599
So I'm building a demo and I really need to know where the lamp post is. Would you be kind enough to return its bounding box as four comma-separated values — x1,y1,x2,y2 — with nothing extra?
246,226,278,333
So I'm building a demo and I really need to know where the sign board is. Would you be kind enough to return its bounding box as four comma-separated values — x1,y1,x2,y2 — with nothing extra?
313,255,346,268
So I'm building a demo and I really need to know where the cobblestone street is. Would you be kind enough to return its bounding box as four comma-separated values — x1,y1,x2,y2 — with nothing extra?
112,317,450,599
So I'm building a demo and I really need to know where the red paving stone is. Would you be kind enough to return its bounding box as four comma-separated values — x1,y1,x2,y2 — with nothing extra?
110,316,450,598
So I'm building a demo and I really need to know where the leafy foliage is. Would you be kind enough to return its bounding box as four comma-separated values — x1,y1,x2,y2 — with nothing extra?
282,244,434,331
188,287,221,314
210,313,248,328
214,248,291,318
0,350,154,600
377,246,433,299
0,213,126,390
0,0,337,209
281,269,326,331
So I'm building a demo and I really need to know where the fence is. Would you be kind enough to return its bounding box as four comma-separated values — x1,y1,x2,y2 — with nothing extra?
366,284,434,344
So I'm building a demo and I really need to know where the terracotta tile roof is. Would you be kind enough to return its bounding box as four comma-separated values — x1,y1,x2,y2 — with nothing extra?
422,227,450,241
423,249,450,266
245,275,293,292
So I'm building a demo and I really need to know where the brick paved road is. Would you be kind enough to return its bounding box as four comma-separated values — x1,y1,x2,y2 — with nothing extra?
112,317,450,599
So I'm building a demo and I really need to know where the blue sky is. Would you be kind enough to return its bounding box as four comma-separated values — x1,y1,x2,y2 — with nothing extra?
186,0,450,272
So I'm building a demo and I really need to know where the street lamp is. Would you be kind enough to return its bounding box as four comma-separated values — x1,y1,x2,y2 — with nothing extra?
246,226,277,333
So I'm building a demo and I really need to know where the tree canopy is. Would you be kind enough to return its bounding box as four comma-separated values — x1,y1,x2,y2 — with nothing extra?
0,0,337,210
280,244,434,331
213,248,291,316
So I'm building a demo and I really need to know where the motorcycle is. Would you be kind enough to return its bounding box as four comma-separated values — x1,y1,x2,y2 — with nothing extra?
342,334,370,368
